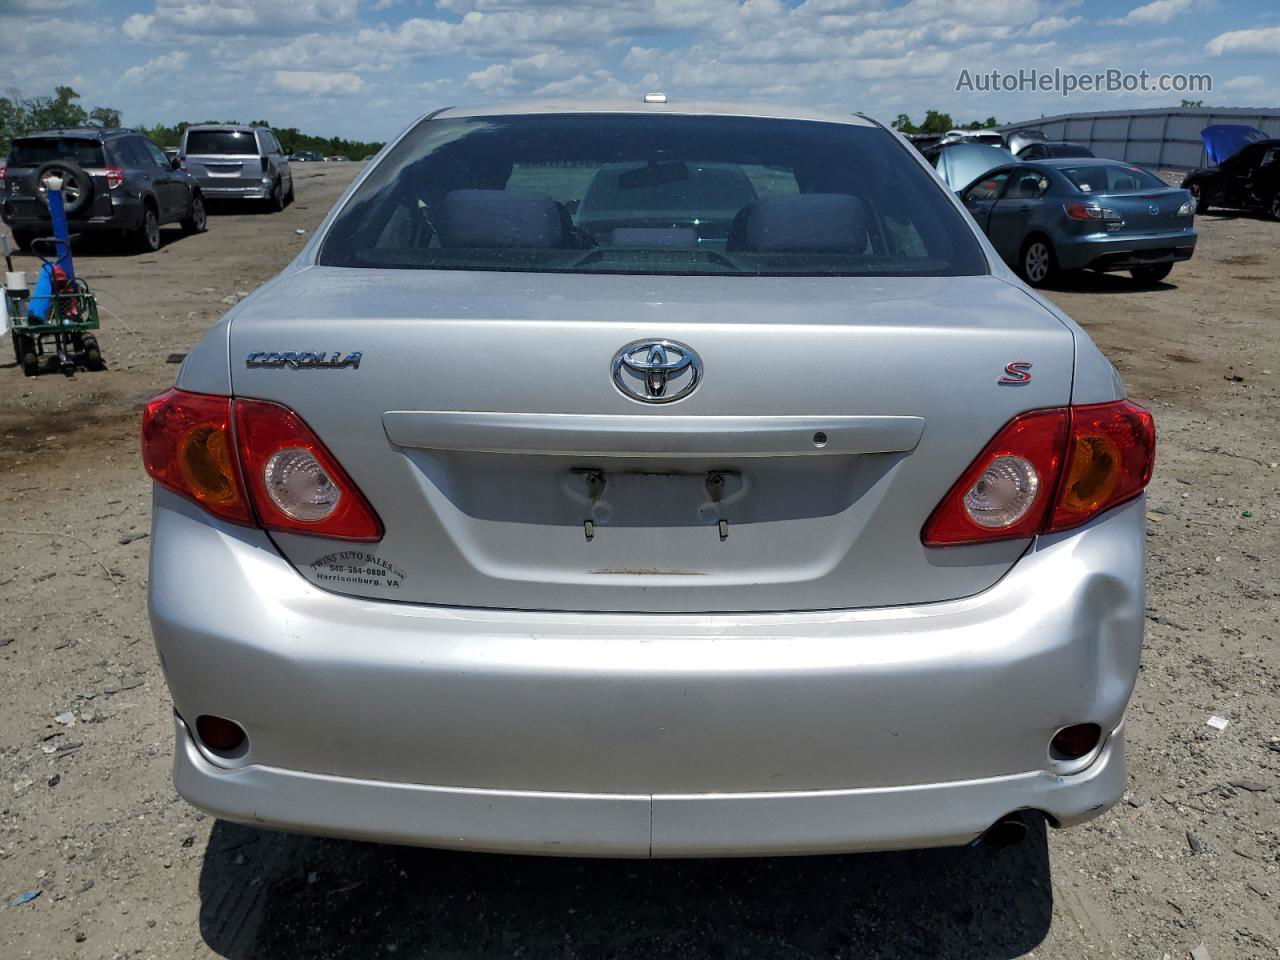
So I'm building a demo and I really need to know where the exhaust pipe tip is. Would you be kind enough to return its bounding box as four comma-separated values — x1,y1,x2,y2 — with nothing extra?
980,814,1028,849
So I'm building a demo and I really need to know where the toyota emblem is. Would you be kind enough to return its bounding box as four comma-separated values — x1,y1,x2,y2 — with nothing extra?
611,339,702,404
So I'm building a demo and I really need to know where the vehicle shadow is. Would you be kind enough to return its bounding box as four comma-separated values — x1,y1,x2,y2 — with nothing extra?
199,816,1053,959
1040,270,1175,295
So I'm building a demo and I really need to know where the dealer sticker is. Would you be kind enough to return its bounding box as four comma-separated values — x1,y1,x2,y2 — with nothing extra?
311,551,406,590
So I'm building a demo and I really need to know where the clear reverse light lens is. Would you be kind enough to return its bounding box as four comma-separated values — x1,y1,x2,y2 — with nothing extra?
263,448,341,521
1176,200,1195,216
963,455,1040,528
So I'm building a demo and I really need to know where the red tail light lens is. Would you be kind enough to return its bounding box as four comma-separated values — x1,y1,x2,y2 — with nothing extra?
0,163,7,187
142,389,252,525
105,166,125,189
141,390,382,541
922,409,1069,546
234,399,383,541
1047,400,1155,532
923,400,1154,546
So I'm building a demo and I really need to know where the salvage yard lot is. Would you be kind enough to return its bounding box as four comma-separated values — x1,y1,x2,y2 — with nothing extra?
1,162,1277,959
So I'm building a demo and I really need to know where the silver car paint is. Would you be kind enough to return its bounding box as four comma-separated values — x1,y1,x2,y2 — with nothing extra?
154,102,1140,855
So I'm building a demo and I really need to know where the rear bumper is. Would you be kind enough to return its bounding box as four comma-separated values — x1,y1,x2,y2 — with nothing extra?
2,195,142,232
174,713,1125,857
1056,229,1197,271
195,181,272,200
149,489,1145,856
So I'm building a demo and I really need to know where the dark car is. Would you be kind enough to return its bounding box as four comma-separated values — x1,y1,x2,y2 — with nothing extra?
0,127,207,253
289,150,324,162
1182,124,1280,220
959,158,1197,286
1016,141,1094,160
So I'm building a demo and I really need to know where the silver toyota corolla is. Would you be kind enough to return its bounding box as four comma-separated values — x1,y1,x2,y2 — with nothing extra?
144,101,1155,858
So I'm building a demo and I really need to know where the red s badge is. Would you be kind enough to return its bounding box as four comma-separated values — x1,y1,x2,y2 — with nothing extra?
998,361,1033,385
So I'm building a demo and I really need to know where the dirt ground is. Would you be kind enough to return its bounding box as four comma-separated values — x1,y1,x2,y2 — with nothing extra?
1,162,1277,960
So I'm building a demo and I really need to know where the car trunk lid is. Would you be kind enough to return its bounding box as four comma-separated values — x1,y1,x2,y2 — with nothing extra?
226,268,1075,613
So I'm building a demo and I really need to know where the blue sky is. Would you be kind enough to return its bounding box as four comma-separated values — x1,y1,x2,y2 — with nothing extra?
1,0,1277,142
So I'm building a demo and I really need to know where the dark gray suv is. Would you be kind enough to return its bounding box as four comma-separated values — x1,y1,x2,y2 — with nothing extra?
0,127,207,253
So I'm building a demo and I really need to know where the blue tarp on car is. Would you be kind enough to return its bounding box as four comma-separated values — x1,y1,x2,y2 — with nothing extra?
1201,124,1268,165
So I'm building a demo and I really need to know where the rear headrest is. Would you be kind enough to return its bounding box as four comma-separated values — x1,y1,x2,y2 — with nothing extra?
728,194,867,253
438,189,564,248
609,227,698,248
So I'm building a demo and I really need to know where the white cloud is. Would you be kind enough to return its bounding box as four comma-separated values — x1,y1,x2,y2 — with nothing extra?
122,49,189,84
1023,15,1080,38
1222,74,1265,90
1206,25,1280,57
273,69,365,95
122,0,359,39
1103,0,1193,27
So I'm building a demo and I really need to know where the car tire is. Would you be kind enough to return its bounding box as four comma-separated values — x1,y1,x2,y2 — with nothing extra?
1018,237,1056,287
33,160,94,215
1270,191,1280,222
267,180,284,213
182,194,208,234
284,179,295,205
10,229,34,252
1130,263,1173,285
1187,182,1208,214
134,205,162,253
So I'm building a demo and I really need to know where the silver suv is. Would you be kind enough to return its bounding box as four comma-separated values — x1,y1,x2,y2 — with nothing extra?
178,124,293,210
144,102,1154,858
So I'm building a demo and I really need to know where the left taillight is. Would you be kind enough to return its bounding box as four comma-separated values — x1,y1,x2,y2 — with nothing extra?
0,163,7,188
105,166,125,189
141,389,382,541
142,390,252,525
922,399,1155,547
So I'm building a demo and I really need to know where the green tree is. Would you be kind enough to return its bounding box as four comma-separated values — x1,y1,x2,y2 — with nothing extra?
89,105,121,128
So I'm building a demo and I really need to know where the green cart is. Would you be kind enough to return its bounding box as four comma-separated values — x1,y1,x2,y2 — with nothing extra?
4,238,105,377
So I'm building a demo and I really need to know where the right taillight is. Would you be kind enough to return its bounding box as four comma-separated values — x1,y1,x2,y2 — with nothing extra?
141,389,382,541
105,166,125,189
1046,400,1155,532
923,400,1154,546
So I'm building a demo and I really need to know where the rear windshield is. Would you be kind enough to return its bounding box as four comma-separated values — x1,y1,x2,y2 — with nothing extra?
9,138,105,168
1049,144,1093,158
1060,163,1167,193
319,113,987,277
185,130,260,155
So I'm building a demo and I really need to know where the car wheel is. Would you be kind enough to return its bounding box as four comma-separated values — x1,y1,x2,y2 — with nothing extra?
268,180,284,212
1187,182,1208,214
1130,263,1173,285
1018,237,1056,287
1270,191,1280,222
135,205,162,253
182,194,208,234
284,179,295,204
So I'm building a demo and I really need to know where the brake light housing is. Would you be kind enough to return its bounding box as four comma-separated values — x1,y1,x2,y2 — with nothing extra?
104,166,125,189
0,163,7,187
141,389,382,541
923,400,1154,546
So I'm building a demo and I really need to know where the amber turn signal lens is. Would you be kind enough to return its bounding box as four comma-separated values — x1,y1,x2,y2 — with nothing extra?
1058,433,1120,514
179,425,239,504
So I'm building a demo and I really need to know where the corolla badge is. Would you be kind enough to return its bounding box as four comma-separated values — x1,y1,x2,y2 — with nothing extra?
246,351,362,369
611,339,702,403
